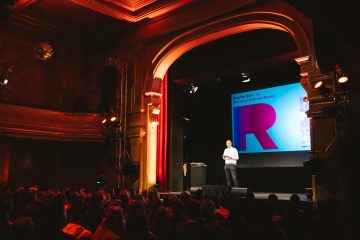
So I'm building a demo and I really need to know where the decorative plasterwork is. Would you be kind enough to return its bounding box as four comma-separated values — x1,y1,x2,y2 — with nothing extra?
69,0,194,22
108,0,157,12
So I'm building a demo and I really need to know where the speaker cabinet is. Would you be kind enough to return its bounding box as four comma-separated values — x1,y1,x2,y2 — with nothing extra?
202,185,227,198
230,187,248,198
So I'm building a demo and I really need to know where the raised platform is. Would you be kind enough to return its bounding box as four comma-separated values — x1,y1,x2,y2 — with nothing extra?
253,192,309,201
160,191,310,202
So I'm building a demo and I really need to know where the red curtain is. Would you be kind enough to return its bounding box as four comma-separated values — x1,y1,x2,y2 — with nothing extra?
156,73,168,191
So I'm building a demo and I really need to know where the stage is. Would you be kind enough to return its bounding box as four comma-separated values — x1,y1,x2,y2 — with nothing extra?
160,190,310,202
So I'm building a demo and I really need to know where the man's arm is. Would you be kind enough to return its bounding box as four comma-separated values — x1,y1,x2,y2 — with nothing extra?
230,148,239,160
222,149,228,160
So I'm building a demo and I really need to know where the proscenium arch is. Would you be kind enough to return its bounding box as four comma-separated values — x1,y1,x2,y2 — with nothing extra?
149,11,313,90
143,10,314,191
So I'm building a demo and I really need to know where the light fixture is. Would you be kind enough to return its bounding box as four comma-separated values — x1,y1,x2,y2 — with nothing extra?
0,76,8,85
152,107,160,115
34,42,53,62
101,118,107,124
314,81,330,96
189,84,198,94
150,117,159,126
148,104,160,127
338,75,348,83
335,64,348,83
241,72,250,82
0,63,14,86
110,116,117,122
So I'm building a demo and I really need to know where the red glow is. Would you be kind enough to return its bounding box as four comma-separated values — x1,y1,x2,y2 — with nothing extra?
0,104,111,141
156,72,168,191
303,97,309,102
110,116,117,122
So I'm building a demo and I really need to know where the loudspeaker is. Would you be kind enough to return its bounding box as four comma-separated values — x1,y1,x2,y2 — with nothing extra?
230,187,248,198
202,185,227,198
189,186,202,194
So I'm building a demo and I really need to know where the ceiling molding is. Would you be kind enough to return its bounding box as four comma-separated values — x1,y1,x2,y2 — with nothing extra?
109,0,157,12
10,0,37,11
69,0,194,22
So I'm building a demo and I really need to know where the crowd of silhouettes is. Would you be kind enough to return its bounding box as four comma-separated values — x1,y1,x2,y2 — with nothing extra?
0,184,340,240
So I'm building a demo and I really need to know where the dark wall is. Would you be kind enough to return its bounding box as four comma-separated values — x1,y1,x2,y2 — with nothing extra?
0,20,118,113
3,137,117,191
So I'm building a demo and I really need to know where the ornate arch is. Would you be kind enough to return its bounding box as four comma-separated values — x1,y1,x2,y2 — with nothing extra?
141,9,315,191
146,11,314,92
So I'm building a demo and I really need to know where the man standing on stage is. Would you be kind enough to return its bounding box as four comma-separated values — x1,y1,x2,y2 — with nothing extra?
223,139,239,188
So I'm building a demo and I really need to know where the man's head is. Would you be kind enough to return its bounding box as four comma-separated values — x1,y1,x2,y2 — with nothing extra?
226,140,232,148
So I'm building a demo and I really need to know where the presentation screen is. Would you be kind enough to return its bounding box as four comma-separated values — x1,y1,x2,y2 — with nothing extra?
231,83,310,154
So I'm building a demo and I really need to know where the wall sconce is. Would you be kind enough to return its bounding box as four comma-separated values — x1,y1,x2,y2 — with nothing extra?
34,42,53,62
148,104,160,127
0,62,14,86
101,115,118,128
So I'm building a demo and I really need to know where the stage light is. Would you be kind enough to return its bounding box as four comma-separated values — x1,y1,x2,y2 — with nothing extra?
314,81,323,89
110,116,117,122
338,75,348,83
241,72,250,82
189,84,198,94
335,64,348,83
101,118,107,124
314,81,330,96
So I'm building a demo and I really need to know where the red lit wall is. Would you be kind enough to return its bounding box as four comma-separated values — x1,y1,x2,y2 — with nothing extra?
0,21,106,112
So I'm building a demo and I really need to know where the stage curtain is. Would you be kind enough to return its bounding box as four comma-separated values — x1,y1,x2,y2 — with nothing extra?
156,72,168,191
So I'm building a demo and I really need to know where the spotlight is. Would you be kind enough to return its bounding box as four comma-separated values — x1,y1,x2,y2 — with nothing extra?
241,72,250,82
314,81,330,96
101,118,107,124
314,81,322,89
110,116,117,122
335,64,348,83
189,84,198,94
338,75,348,83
